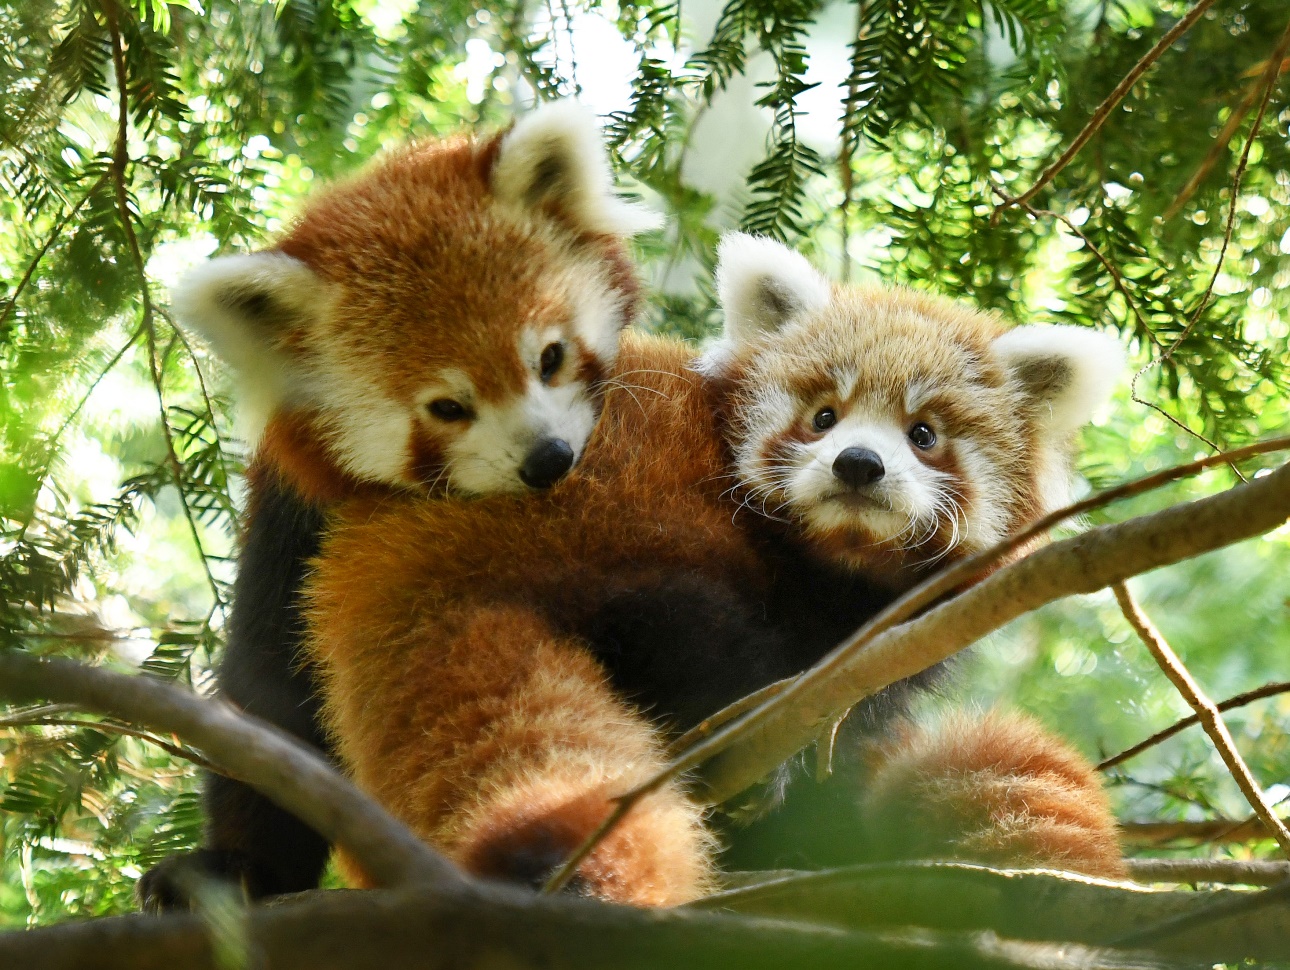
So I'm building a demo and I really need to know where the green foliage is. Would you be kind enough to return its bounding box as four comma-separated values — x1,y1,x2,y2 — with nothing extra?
1,0,1287,927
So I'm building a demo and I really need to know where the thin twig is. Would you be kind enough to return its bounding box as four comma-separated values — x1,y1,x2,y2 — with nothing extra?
161,307,238,511
994,0,1219,218
1163,79,1261,222
1126,858,1290,887
1121,816,1286,846
1113,582,1290,857
992,186,1160,347
0,714,217,771
1100,679,1290,770
104,2,225,614
13,322,146,546
1128,16,1290,469
0,173,109,333
0,652,460,888
542,450,1290,892
666,680,791,758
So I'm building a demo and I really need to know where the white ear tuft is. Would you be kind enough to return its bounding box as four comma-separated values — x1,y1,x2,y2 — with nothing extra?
992,325,1124,433
715,233,832,345
491,100,659,237
171,252,327,433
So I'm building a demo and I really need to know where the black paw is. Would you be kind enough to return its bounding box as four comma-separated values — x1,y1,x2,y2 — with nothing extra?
137,849,262,913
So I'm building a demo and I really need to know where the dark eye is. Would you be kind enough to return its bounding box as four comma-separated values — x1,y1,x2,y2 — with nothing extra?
428,399,469,422
908,421,937,449
813,407,836,432
540,342,564,382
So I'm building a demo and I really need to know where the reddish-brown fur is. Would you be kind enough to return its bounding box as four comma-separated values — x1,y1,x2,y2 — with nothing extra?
863,711,1126,878
305,318,1123,901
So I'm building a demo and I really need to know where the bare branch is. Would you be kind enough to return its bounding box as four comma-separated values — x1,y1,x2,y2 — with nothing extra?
0,652,460,890
1126,858,1290,888
994,0,1219,217
1121,817,1288,847
0,878,1212,970
1100,679,1290,770
700,861,1287,964
1113,583,1290,857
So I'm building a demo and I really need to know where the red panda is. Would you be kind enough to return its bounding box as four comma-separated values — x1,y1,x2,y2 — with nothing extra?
138,103,651,911
301,234,1127,906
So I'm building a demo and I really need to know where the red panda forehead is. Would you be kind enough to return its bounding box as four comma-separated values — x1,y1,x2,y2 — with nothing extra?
746,295,1011,411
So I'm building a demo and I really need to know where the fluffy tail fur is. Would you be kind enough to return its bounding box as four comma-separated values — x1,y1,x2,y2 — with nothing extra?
861,710,1125,878
316,604,714,906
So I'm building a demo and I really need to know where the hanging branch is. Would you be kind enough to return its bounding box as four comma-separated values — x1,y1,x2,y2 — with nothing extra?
1100,679,1290,770
993,0,1220,218
1112,582,1290,858
0,651,459,890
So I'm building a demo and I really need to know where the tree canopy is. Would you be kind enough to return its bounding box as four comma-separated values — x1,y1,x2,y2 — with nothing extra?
0,0,1287,949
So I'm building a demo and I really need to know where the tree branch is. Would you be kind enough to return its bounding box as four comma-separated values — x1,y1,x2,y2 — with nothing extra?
699,861,1290,963
1113,582,1290,857
1125,858,1290,888
1121,816,1288,847
0,879,1209,970
0,652,460,890
1099,680,1290,770
994,0,1219,217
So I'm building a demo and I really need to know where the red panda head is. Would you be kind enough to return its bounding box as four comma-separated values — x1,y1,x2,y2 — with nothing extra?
172,103,653,500
702,234,1124,588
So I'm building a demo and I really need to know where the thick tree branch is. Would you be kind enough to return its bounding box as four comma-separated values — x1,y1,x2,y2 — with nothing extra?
1113,582,1290,857
0,879,1207,970
0,653,460,890
700,862,1290,963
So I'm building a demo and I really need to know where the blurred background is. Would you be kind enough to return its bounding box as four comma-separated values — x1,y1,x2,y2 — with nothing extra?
1,0,1287,923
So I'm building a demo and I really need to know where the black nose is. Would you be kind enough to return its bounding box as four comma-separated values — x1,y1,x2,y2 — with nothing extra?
519,437,575,490
832,447,885,488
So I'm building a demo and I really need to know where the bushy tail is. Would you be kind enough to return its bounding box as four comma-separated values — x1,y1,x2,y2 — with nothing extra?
321,604,714,906
861,710,1125,878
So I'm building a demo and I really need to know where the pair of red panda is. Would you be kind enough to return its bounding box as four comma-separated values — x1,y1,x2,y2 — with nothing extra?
140,104,1125,911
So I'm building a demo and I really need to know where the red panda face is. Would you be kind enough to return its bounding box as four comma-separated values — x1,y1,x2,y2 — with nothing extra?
706,234,1124,587
173,103,652,498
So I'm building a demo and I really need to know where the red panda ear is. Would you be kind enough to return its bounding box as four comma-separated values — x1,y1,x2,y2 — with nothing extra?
170,252,327,431
488,101,658,237
700,233,831,372
992,325,1124,433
